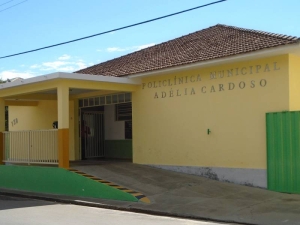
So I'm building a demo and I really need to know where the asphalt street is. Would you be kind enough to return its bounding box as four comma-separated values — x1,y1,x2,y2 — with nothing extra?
0,195,234,225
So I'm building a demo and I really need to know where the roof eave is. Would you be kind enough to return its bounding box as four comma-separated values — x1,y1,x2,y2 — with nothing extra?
0,72,141,90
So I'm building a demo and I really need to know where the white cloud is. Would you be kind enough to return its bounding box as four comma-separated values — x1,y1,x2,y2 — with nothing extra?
30,64,41,69
58,66,76,72
107,47,127,52
105,43,155,53
2,55,90,81
136,43,156,50
0,70,36,80
40,61,69,71
58,54,71,60
29,56,88,73
76,61,87,70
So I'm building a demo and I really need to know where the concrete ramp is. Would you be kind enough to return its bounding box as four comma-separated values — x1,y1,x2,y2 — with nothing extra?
68,168,150,203
0,165,137,202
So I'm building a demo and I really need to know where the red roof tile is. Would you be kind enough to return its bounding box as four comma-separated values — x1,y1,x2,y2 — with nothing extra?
76,24,299,77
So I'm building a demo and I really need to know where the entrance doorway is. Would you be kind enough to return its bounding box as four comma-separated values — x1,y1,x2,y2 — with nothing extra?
81,111,105,159
79,93,133,161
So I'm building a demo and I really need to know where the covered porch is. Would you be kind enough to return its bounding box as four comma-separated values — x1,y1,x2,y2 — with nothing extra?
0,72,140,168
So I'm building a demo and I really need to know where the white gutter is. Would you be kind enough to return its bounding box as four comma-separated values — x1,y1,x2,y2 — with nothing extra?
0,72,142,90
128,42,300,78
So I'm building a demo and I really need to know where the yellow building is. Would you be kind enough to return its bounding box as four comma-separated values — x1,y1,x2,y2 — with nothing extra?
1,24,300,190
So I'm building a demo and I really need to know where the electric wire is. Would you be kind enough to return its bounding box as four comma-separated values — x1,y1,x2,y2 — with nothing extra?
0,0,27,13
0,0,14,7
0,0,226,59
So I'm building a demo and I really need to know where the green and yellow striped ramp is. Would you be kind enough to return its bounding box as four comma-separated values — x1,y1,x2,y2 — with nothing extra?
68,168,150,203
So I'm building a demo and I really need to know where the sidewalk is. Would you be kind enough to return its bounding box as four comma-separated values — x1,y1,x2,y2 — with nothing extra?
2,161,300,225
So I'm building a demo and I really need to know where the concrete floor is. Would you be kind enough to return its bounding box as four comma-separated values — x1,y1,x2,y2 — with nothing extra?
71,161,300,225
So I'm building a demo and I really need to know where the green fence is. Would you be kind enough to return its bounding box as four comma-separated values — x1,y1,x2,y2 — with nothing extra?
266,111,300,194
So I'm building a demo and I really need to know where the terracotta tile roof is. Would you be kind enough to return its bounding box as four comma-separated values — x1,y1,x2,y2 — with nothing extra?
76,24,299,77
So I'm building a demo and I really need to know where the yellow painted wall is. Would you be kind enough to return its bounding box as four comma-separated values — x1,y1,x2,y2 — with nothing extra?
9,100,76,160
288,54,300,111
9,101,57,130
132,55,289,169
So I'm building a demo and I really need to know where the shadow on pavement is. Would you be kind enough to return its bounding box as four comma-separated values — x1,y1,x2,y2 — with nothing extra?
0,195,57,211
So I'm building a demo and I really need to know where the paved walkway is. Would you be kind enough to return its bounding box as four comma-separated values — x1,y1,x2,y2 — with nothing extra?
70,161,300,225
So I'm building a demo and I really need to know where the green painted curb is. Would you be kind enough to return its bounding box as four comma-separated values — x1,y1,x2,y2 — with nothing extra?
0,165,137,202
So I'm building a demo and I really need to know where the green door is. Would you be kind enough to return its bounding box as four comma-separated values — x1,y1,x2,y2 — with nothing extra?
266,111,300,194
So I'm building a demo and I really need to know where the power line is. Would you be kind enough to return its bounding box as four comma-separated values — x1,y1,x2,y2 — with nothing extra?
0,0,227,59
0,0,14,7
0,0,28,13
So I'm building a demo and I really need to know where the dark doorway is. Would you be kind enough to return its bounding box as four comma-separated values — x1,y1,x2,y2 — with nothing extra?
81,106,105,160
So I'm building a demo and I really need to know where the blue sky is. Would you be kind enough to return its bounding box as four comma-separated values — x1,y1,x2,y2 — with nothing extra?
0,0,299,80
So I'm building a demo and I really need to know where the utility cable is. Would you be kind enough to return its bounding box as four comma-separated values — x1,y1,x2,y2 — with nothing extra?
0,0,14,7
0,0,27,13
0,0,226,59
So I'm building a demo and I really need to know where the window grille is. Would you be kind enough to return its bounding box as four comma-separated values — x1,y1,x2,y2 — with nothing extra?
115,102,132,121
79,93,131,108
5,106,8,131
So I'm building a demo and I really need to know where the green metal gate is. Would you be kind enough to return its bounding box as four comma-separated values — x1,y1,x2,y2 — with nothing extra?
266,111,300,194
